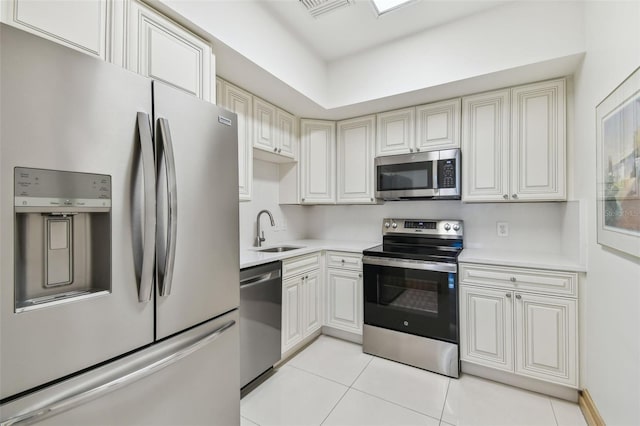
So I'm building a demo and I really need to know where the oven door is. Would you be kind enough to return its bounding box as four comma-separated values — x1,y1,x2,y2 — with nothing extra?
363,256,458,344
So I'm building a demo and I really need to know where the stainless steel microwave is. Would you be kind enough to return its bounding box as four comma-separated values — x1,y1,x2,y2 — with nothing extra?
374,148,461,200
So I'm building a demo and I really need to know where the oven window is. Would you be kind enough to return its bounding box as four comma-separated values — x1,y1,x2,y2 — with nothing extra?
380,276,438,314
377,161,433,191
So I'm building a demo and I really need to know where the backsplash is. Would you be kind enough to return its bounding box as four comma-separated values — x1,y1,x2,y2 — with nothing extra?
304,200,582,262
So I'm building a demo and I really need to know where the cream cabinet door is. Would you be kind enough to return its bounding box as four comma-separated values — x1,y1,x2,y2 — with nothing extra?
514,293,577,387
461,89,511,202
337,115,375,204
300,119,336,204
220,81,253,201
302,269,322,336
1,0,108,59
253,97,277,153
126,0,211,101
460,285,514,372
326,268,362,334
376,107,415,156
282,276,303,354
415,98,461,151
276,109,297,159
511,79,566,201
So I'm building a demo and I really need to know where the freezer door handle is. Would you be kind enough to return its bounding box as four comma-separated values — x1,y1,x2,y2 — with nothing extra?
0,319,236,426
136,112,156,303
157,117,178,297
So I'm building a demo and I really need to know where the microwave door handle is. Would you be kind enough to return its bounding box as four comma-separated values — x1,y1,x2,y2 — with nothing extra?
157,118,178,297
136,112,156,303
433,159,439,192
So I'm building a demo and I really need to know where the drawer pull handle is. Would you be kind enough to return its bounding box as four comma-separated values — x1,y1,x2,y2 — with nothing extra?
515,294,522,300
510,277,516,282
506,293,512,298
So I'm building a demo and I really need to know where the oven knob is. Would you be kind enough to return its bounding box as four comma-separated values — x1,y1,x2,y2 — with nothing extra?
444,223,451,231
453,224,460,231
392,222,398,229
384,222,390,228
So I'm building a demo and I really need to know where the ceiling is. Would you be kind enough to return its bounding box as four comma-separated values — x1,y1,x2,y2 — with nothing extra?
258,0,509,62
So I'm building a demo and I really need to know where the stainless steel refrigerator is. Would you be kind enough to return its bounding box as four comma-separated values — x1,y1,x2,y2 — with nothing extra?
0,24,240,425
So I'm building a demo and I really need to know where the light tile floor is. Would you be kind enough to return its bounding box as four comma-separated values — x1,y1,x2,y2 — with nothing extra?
240,336,587,426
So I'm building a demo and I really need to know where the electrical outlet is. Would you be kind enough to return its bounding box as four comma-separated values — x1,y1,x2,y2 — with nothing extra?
497,222,509,237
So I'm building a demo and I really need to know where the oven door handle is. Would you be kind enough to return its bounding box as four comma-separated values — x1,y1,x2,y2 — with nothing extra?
363,256,457,273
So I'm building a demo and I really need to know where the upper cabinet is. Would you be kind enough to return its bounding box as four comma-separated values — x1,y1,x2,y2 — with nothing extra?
218,79,253,201
337,115,376,204
125,0,212,101
376,99,461,157
415,98,461,151
1,0,109,60
253,98,297,162
300,119,336,205
376,107,415,156
462,79,566,202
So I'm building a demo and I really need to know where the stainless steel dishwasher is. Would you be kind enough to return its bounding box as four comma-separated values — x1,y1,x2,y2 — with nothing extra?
240,261,282,389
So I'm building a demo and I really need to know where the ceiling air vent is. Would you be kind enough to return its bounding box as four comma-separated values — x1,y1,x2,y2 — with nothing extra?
299,0,352,18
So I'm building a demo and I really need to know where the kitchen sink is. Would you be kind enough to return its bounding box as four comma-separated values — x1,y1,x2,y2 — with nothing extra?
257,246,302,253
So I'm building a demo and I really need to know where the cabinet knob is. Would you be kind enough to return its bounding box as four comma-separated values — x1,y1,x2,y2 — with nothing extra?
370,197,374,202
301,198,305,202
503,194,509,200
512,194,518,199
510,277,516,282
409,148,414,153
341,259,345,263
305,275,309,280
359,273,362,278
506,293,512,298
278,148,282,153
273,147,278,152
416,147,420,152
515,294,522,300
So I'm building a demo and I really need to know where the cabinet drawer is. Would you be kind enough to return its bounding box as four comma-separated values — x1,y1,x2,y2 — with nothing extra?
459,263,577,297
326,251,362,270
283,252,321,278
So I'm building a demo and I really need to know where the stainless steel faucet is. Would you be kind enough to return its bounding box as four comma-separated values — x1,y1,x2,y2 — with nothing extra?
255,209,275,247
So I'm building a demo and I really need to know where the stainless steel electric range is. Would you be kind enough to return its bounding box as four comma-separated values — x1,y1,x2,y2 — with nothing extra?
362,218,463,378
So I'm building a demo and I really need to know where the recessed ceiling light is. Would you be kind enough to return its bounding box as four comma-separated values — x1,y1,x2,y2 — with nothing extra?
371,0,415,16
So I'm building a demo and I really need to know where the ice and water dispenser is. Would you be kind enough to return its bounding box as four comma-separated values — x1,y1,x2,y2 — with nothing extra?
14,167,111,311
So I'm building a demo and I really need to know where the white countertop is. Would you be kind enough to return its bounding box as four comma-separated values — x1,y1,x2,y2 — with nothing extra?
459,248,586,272
240,239,380,269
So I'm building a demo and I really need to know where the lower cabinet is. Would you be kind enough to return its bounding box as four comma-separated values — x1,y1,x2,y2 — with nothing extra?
324,251,363,336
459,263,579,388
281,254,322,355
325,269,362,334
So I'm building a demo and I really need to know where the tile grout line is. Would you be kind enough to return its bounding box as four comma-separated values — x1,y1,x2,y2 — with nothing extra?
319,385,350,425
241,414,261,426
549,397,560,426
438,378,452,423
348,387,442,423
348,355,375,388
287,363,357,388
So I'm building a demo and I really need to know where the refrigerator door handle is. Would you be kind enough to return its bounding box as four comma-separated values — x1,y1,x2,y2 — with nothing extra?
157,117,178,297
136,112,156,303
0,320,236,426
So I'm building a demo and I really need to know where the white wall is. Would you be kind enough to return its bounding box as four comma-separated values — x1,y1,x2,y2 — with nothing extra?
327,1,585,108
156,0,328,105
238,159,307,249
573,2,640,424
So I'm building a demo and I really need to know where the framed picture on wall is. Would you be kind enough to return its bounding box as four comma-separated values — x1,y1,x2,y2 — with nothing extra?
596,66,640,258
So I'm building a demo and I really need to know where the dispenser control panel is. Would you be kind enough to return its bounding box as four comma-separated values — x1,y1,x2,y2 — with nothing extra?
14,167,111,208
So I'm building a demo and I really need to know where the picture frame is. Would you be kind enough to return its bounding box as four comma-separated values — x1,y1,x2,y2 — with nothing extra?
596,66,640,258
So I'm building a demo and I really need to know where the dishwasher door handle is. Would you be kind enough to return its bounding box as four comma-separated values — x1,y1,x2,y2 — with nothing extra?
240,270,281,288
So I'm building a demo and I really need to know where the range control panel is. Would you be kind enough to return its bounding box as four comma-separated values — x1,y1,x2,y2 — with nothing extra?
382,218,463,236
